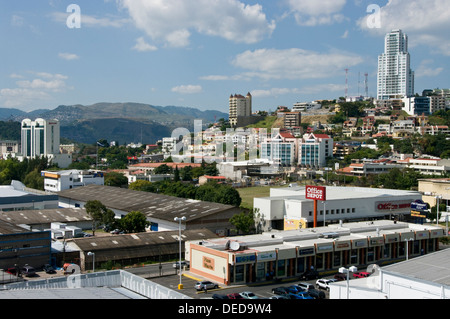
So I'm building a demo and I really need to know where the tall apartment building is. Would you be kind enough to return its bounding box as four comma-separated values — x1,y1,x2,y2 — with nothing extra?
21,118,71,168
21,118,60,157
377,29,414,100
298,133,333,168
284,112,301,128
229,93,252,127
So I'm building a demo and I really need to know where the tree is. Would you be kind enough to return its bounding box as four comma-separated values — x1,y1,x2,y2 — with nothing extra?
119,211,150,234
129,180,154,192
23,169,44,190
104,172,128,187
230,210,255,234
85,200,111,236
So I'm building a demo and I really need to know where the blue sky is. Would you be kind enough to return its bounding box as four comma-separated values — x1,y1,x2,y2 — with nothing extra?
0,0,449,114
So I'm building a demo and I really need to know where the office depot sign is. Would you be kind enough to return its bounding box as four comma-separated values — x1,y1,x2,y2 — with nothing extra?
306,185,326,201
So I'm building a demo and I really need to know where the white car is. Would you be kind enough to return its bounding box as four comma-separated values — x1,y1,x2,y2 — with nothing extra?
239,291,259,299
316,278,337,291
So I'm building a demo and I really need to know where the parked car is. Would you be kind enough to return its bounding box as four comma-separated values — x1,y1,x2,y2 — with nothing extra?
194,281,218,291
173,261,190,269
316,278,337,291
239,291,259,299
272,287,290,295
227,293,244,299
288,285,305,293
21,265,36,277
212,294,229,299
6,267,21,277
269,295,290,300
300,269,319,280
43,264,56,274
297,282,314,291
288,292,313,300
307,288,326,299
334,273,347,281
353,272,371,278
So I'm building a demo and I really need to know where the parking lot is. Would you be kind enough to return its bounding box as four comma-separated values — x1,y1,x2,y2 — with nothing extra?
149,271,331,299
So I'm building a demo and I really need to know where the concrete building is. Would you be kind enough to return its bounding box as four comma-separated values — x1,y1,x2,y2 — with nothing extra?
185,220,444,286
0,140,20,157
418,178,450,221
42,169,104,192
298,133,333,168
329,248,450,299
0,181,58,212
377,29,414,100
292,102,321,112
20,118,71,168
229,93,252,127
260,131,298,167
253,186,422,231
284,112,301,128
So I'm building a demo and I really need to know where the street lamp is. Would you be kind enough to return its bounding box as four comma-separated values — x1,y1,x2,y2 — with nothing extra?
436,195,442,226
174,216,186,290
87,252,95,272
339,266,357,299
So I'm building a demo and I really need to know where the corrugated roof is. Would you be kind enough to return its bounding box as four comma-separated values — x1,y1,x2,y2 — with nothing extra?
382,248,450,286
71,228,217,253
57,185,237,222
0,208,91,225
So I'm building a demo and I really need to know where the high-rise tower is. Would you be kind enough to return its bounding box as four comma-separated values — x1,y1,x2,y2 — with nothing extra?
229,92,252,127
377,29,414,100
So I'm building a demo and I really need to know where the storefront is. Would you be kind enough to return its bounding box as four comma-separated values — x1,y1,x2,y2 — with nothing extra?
186,221,446,286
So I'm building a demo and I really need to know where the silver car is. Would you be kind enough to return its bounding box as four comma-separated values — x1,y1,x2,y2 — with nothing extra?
194,281,218,291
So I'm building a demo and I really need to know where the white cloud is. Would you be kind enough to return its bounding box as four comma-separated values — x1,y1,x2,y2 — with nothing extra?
58,52,80,60
132,37,158,52
50,12,130,28
118,0,275,47
358,0,450,56
230,48,364,80
0,72,70,110
171,85,203,94
415,59,444,77
287,0,347,26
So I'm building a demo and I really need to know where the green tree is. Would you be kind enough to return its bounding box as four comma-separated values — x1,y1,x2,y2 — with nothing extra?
104,172,128,187
129,180,155,192
230,210,255,234
23,169,44,190
85,200,110,236
119,211,150,233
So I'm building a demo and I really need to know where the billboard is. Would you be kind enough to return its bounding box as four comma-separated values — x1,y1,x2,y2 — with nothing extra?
306,185,326,201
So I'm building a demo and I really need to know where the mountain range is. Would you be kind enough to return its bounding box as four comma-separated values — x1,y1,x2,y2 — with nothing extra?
0,103,228,144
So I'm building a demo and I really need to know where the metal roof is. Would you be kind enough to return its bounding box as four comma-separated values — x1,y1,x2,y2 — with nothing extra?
0,208,91,226
382,248,450,286
57,185,237,222
71,228,217,253
0,220,29,235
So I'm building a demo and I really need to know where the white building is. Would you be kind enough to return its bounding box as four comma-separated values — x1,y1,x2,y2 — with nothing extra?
377,29,414,100
20,118,71,168
329,248,450,299
254,186,422,231
292,102,321,112
298,133,333,168
42,170,104,192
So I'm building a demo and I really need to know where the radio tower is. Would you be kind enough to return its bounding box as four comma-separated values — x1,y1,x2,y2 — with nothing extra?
344,68,349,99
364,73,369,98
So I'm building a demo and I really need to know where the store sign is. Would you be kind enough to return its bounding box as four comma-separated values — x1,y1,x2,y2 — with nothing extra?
235,255,256,264
411,200,428,211
375,201,411,211
202,256,215,271
306,185,326,201
257,252,276,262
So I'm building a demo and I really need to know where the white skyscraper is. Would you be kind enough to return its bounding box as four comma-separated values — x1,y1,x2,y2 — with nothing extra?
377,29,414,100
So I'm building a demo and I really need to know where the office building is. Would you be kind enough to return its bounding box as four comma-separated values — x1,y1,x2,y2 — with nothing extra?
20,118,71,168
298,133,333,168
229,93,252,127
377,30,414,100
42,169,104,192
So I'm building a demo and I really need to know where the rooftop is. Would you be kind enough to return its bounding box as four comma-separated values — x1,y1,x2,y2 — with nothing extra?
58,185,238,222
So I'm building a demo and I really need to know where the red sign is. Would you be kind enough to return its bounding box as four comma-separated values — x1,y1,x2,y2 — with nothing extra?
306,185,326,201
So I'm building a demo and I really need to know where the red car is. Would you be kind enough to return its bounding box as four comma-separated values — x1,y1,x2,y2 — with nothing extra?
353,272,371,278
227,293,244,299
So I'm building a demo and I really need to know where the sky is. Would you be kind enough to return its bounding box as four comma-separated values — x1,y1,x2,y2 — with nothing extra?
0,0,449,114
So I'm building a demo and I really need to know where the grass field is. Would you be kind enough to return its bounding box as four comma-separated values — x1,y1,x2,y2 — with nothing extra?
238,185,287,210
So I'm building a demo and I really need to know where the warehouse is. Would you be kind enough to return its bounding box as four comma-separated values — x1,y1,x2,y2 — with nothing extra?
68,228,218,271
58,185,241,236
254,186,422,231
185,220,445,286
